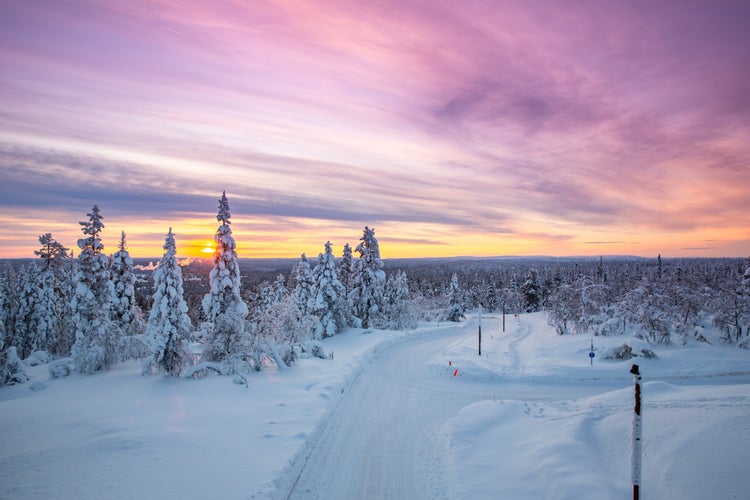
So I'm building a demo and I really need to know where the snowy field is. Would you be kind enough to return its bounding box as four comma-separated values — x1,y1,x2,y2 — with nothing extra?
2,313,750,499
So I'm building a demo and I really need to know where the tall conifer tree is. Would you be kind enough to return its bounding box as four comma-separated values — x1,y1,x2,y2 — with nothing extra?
146,228,192,376
202,192,248,361
111,231,144,337
310,241,346,338
71,205,118,373
447,273,465,322
351,226,385,328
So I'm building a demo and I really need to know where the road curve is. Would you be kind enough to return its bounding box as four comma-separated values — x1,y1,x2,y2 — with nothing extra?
286,317,611,499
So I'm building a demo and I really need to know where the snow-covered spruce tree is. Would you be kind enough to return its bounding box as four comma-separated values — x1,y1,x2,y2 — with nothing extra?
351,226,386,328
12,262,56,358
32,264,58,355
446,273,465,322
255,281,277,318
383,269,417,330
70,205,119,373
339,243,355,293
254,274,288,317
310,241,347,338
0,264,18,349
201,191,249,362
145,228,192,376
12,265,39,358
111,231,145,337
520,269,541,312
53,257,78,356
736,257,750,348
293,253,314,316
33,233,71,354
273,273,287,302
486,276,499,313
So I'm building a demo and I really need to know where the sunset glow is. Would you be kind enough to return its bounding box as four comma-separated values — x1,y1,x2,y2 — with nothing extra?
1,0,748,259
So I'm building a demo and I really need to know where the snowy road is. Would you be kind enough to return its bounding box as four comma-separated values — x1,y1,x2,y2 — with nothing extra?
286,317,620,499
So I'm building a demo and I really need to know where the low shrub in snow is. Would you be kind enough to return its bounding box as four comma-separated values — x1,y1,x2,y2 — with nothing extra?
602,338,658,360
48,358,74,379
303,341,328,360
119,335,151,361
24,350,53,366
3,346,30,385
183,361,225,379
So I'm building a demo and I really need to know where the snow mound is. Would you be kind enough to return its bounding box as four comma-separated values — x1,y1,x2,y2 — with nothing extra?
29,381,47,391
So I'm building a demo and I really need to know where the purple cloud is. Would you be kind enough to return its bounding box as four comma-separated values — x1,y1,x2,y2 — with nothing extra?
0,0,748,257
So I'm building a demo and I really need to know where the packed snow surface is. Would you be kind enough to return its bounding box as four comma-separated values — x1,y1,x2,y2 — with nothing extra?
2,312,749,499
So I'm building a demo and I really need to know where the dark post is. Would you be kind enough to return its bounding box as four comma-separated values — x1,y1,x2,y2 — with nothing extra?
502,302,505,333
478,304,482,356
630,364,642,500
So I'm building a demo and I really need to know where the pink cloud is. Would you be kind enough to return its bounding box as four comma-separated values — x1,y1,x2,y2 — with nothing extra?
0,0,748,257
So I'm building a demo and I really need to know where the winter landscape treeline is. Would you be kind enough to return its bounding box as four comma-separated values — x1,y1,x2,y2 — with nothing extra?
1,192,749,385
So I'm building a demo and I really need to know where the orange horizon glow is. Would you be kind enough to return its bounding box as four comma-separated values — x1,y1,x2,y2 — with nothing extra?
1,212,748,261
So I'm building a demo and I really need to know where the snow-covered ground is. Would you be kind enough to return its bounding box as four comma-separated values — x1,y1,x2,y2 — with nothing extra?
2,313,749,499
439,314,750,499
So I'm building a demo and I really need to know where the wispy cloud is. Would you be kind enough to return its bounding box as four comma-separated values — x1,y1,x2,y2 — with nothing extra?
1,0,748,258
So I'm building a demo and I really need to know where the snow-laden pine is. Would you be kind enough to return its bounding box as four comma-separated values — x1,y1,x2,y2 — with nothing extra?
309,241,346,338
53,257,78,357
0,265,16,351
383,269,417,330
738,257,750,348
12,265,39,358
110,231,144,337
201,192,249,361
34,233,69,268
293,253,314,316
145,228,192,376
520,269,541,312
350,226,385,328
70,205,119,373
446,273,465,322
33,233,71,356
338,243,355,325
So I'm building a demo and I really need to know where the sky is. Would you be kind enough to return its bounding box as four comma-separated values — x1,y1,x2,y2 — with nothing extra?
1,0,749,259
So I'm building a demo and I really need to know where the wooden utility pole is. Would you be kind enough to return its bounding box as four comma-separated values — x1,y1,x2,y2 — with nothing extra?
630,364,642,500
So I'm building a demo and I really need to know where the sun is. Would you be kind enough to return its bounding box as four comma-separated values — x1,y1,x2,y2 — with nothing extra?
201,243,215,255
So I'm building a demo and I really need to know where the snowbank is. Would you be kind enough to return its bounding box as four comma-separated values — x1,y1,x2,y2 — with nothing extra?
448,382,750,500
442,312,750,499
0,327,415,499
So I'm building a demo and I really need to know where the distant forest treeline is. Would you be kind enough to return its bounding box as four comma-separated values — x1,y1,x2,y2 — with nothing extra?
2,196,749,385
6,253,749,343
